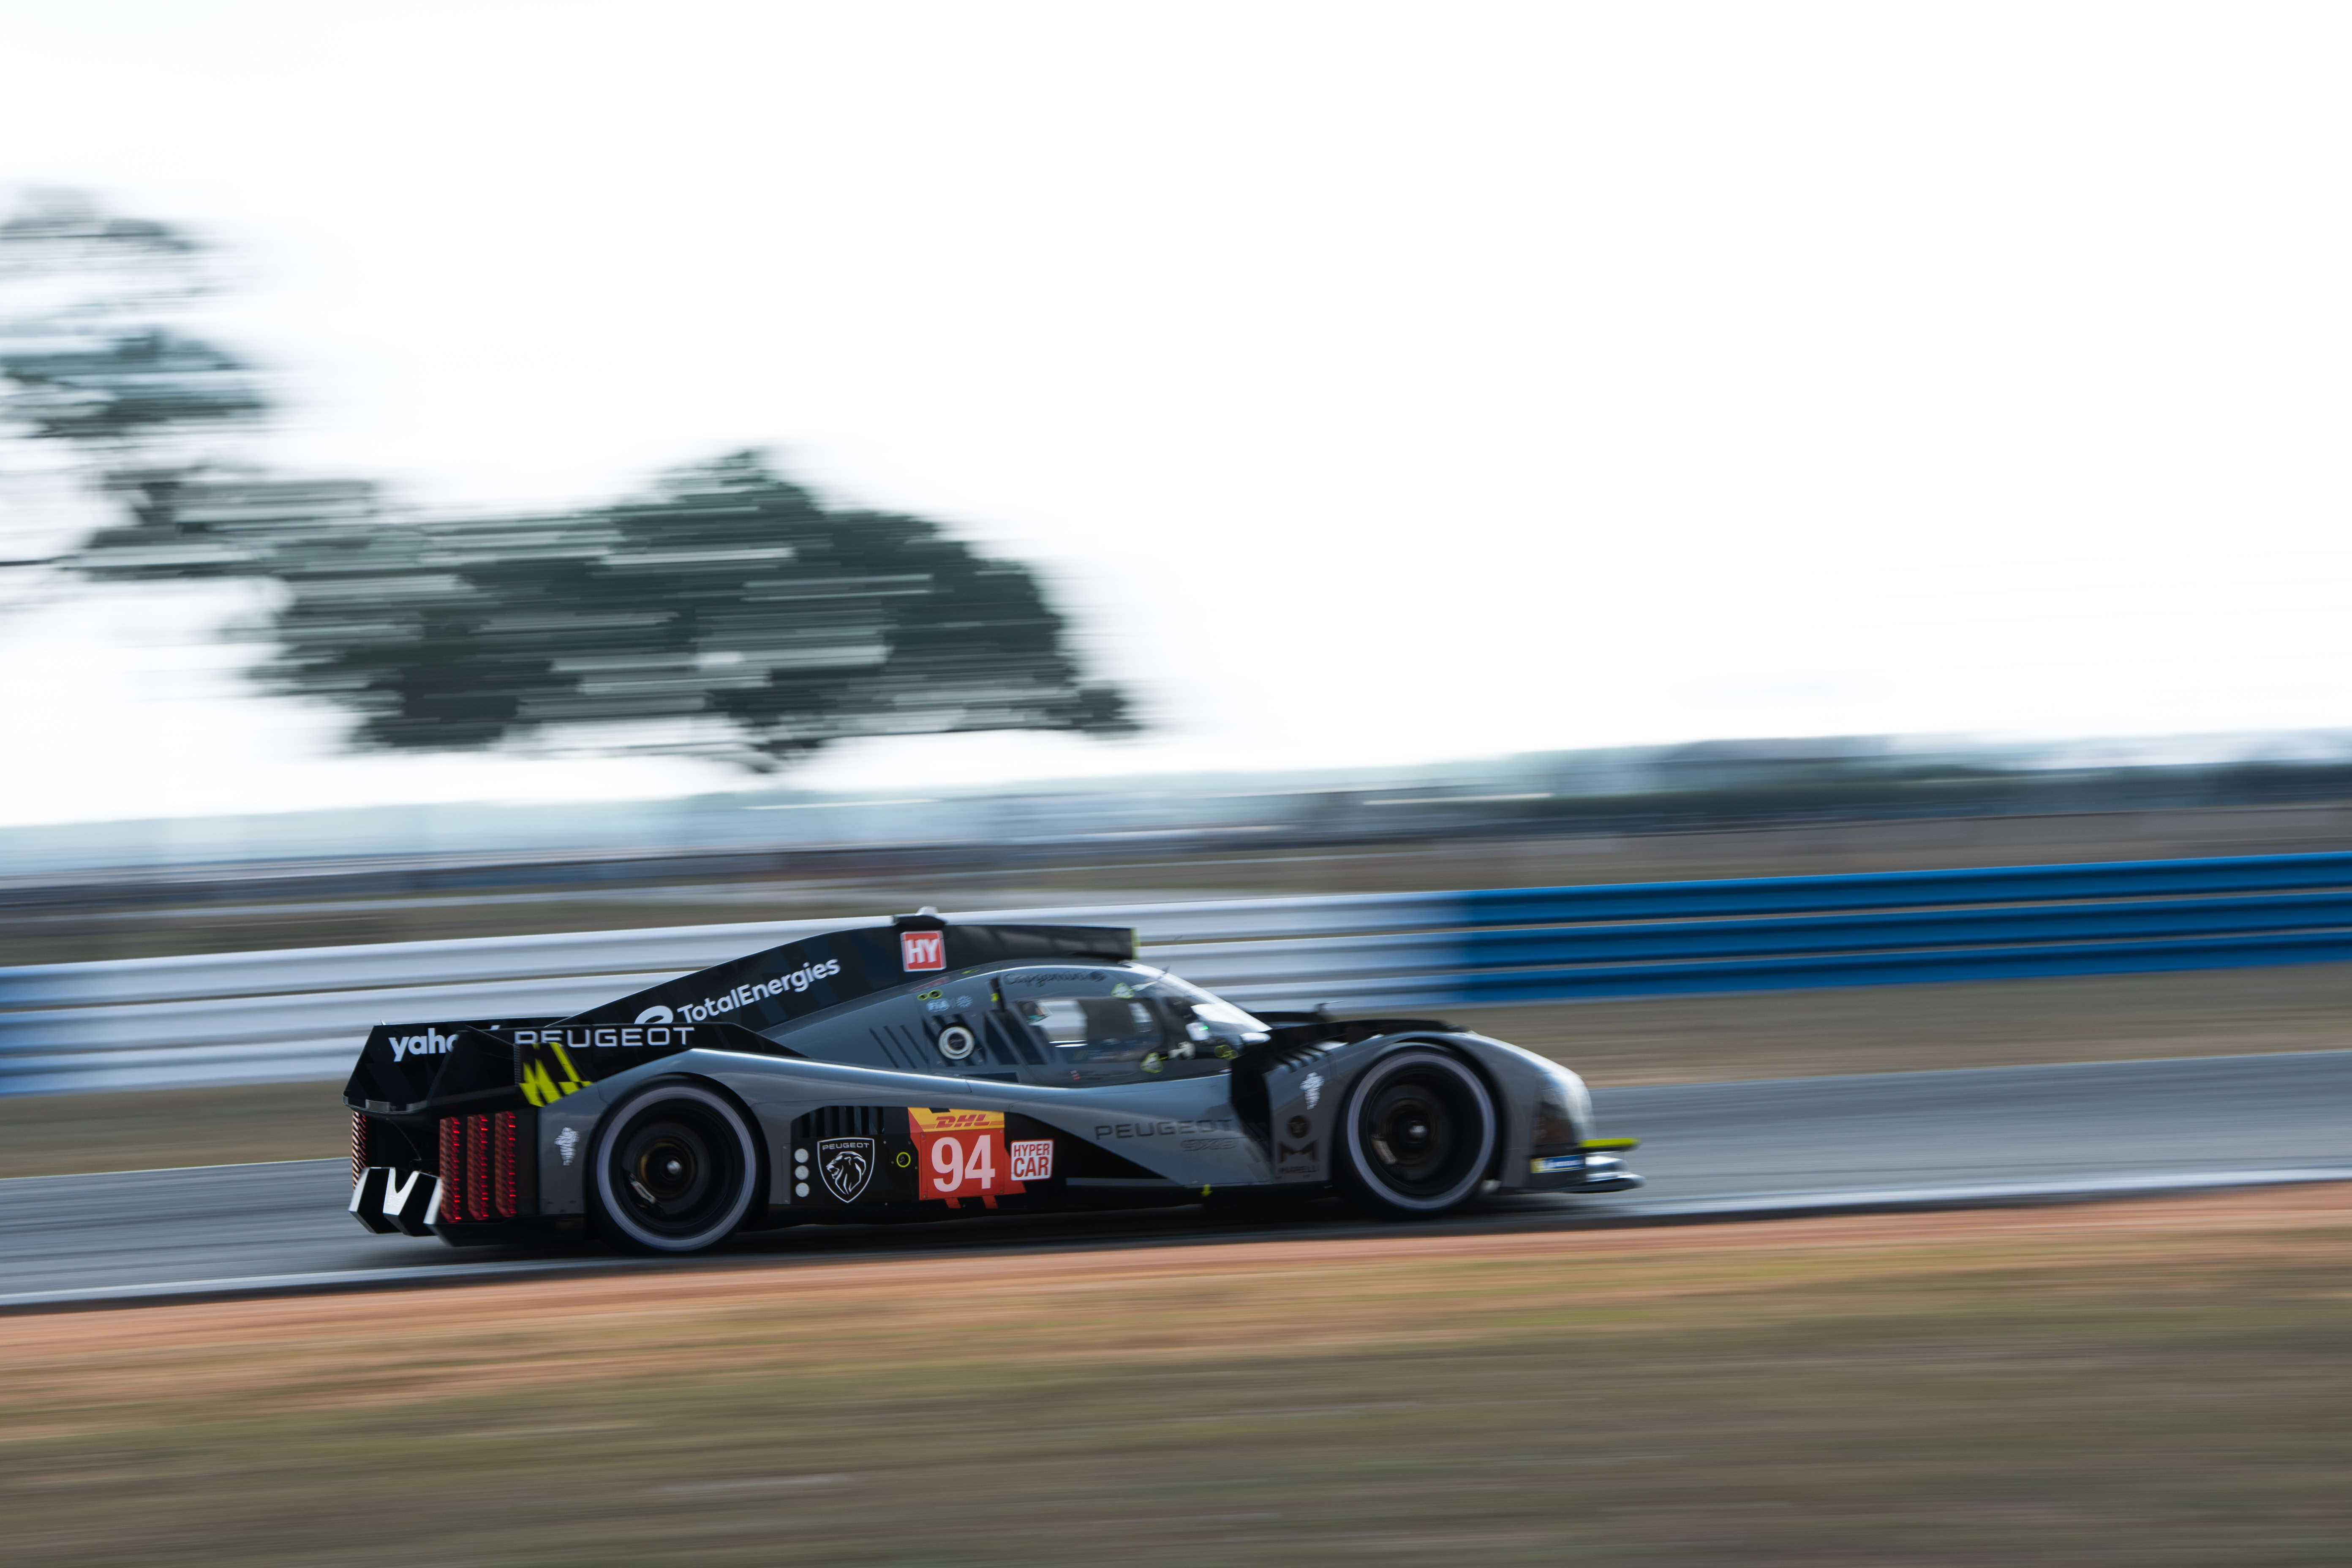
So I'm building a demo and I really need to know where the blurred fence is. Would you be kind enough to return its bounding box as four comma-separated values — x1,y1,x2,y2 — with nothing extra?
8,851,2352,1095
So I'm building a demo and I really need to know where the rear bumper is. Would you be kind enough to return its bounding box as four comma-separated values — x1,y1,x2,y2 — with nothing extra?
349,1166,574,1245
350,1105,542,1241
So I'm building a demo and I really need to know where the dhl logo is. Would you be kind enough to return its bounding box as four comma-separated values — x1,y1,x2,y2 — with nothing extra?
909,1108,1002,1134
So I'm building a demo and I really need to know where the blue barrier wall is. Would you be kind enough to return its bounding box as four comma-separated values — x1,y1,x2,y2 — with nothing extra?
1422,851,2352,1004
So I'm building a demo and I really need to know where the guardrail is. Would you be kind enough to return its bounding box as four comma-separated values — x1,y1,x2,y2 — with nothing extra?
8,850,2352,1095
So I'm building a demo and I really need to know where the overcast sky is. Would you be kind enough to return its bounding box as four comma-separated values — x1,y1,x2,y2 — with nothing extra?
2,2,2348,826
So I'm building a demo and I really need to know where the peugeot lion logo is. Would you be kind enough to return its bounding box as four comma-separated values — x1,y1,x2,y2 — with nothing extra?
817,1137,876,1202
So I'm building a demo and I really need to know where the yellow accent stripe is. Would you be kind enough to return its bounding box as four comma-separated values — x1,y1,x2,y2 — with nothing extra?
1580,1136,1641,1152
519,1039,588,1107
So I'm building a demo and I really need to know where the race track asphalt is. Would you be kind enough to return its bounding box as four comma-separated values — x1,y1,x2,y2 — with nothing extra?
4,1050,2347,1310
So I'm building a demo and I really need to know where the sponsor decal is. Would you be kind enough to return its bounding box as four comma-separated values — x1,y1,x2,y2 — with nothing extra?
902,931,946,971
955,995,973,1009
1111,983,1135,999
906,1108,1029,1209
1530,1154,1587,1174
1182,1137,1239,1152
924,999,951,1013
386,1028,457,1064
1287,1115,1311,1138
1277,1139,1320,1177
514,1025,698,1049
1301,1071,1325,1109
669,959,843,1024
555,1127,580,1165
520,959,844,1040
910,1108,999,1133
1093,1117,1237,1141
1009,1139,1054,1181
1002,969,1108,990
817,1137,877,1201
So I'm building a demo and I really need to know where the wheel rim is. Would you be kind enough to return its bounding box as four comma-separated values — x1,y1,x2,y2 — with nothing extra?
1348,1053,1493,1209
621,1120,715,1220
598,1090,753,1247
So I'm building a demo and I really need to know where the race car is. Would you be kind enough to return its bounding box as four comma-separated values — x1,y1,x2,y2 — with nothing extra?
343,911,1642,1252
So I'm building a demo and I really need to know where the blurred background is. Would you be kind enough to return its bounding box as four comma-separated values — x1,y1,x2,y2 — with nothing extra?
4,1,2350,859
7,0,2352,1051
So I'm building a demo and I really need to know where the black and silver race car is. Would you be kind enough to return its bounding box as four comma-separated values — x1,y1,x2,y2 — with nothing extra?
343,912,1642,1252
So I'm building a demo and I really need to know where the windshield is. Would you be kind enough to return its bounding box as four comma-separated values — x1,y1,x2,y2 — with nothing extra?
1141,973,1271,1046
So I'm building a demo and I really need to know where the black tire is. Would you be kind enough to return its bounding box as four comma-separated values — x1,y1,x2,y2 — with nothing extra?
590,1081,761,1254
1336,1048,1496,1220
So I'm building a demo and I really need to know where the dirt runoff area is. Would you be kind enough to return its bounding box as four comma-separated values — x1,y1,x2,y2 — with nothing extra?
6,1184,2350,1567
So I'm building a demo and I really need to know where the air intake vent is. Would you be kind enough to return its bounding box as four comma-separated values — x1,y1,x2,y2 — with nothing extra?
800,1104,892,1141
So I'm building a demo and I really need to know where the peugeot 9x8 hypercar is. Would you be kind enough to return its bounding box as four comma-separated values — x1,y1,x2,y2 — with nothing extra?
343,912,1642,1252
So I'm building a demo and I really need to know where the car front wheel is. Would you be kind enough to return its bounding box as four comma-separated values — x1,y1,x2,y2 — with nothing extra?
1336,1048,1497,1220
590,1081,760,1254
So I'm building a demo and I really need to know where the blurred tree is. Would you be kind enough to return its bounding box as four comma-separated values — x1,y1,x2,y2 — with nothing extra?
259,452,1136,767
1,192,1135,768
0,191,269,572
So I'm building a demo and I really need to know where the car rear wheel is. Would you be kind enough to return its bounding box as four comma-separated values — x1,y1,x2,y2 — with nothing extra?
1336,1048,1496,1220
591,1081,760,1254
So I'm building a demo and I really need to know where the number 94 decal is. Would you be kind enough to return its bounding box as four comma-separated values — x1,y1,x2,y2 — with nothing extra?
907,1108,1054,1209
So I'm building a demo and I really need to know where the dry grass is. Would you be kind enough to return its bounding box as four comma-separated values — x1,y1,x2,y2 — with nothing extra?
3,1186,2348,1565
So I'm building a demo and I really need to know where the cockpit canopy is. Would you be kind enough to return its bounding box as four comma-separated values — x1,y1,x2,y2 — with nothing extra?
996,964,1269,1072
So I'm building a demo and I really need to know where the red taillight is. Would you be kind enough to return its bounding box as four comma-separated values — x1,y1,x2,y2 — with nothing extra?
464,1114,490,1222
493,1111,519,1220
438,1117,464,1223
351,1110,368,1190
433,1111,525,1225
